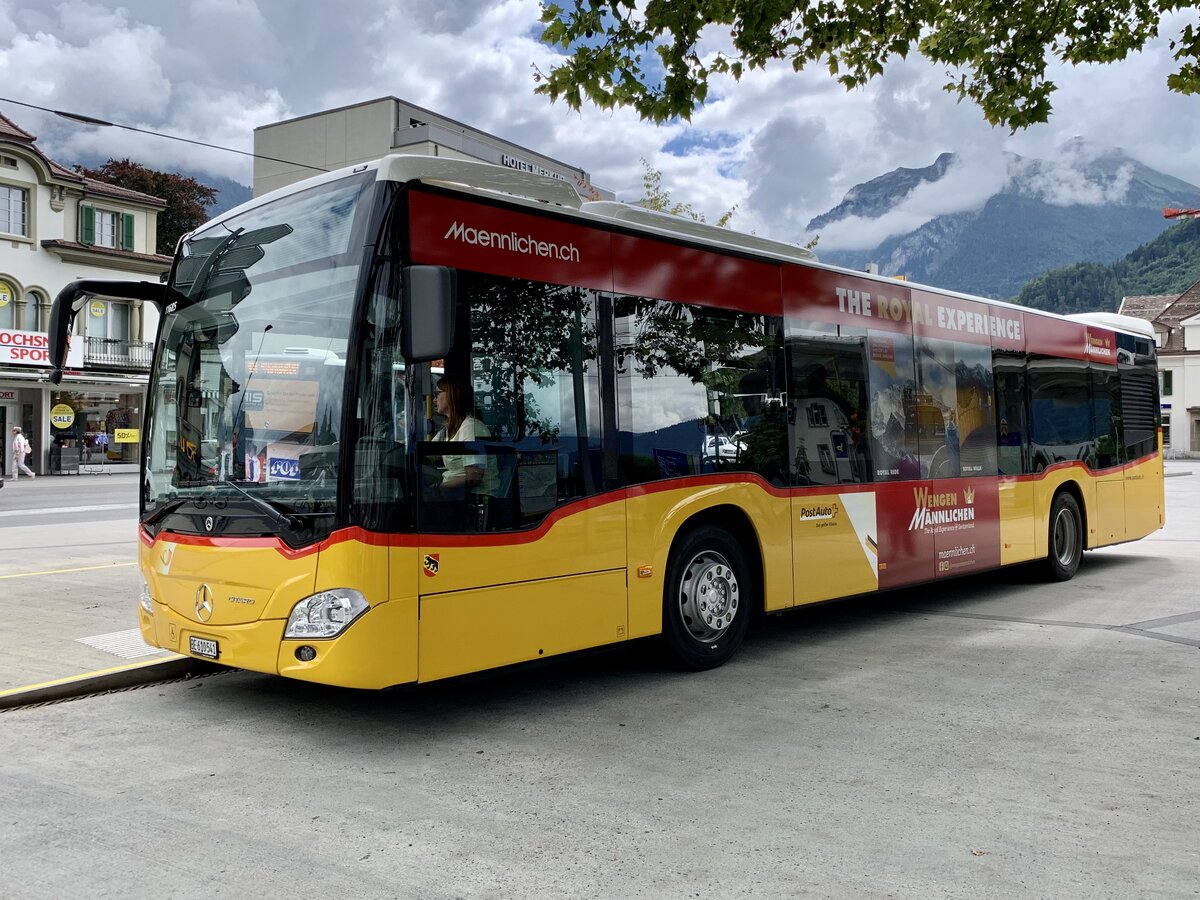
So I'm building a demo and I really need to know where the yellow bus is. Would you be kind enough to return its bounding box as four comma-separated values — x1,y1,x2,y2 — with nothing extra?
48,156,1165,688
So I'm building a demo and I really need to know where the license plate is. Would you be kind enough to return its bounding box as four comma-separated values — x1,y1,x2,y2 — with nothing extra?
189,636,219,659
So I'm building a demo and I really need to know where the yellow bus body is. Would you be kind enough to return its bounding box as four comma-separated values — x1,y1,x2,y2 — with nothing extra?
139,447,1164,690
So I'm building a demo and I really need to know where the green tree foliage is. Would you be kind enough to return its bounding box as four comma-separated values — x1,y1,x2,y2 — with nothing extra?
637,159,822,252
639,158,736,225
1016,216,1200,312
74,159,218,255
537,1,1200,130
468,277,591,443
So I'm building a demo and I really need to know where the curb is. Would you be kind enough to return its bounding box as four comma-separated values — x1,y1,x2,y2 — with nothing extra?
1164,470,1193,478
0,656,214,710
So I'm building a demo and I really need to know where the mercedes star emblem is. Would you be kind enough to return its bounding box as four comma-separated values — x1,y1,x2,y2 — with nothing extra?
195,584,214,622
204,516,215,533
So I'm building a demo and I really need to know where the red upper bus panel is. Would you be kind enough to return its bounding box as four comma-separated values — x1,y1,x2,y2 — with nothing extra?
911,289,993,348
612,233,781,315
1025,312,1088,361
1085,325,1118,366
783,266,912,335
408,190,612,291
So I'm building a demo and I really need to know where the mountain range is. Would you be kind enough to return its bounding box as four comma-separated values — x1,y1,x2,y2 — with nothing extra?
69,152,253,220
73,145,1198,310
809,141,1200,300
1015,215,1200,313
202,174,252,218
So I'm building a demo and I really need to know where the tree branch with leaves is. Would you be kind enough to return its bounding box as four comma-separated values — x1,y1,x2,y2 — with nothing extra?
537,1,1200,131
74,159,218,255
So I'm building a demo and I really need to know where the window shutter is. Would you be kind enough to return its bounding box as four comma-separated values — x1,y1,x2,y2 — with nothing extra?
121,212,135,251
80,205,95,244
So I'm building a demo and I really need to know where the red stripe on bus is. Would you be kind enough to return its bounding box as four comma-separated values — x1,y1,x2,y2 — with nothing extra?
1002,451,1160,482
139,525,418,559
627,472,790,499
140,450,1159,556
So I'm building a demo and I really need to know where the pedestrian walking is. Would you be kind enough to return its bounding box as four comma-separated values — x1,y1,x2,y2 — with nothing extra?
10,426,35,480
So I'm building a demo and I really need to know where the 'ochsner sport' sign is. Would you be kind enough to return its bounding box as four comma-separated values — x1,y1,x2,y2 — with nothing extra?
0,327,85,367
443,221,581,262
0,328,51,365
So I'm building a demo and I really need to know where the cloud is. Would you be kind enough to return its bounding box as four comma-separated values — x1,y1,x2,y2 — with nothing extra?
0,0,1195,250
742,115,842,240
812,149,1013,251
0,15,170,122
0,3,16,44
1012,142,1137,207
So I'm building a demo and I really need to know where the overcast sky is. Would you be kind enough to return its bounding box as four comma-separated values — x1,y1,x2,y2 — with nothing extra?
2,0,1198,252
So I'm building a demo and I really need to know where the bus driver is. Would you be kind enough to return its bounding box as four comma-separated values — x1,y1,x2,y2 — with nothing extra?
431,373,490,490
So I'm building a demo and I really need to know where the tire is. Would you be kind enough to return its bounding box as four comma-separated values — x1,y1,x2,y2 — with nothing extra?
1045,491,1083,582
662,525,753,670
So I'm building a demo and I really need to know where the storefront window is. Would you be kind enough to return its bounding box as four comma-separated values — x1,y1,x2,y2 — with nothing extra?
49,390,143,468
0,278,16,329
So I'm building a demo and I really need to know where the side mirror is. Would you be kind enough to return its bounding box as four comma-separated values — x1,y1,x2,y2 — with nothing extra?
47,280,169,384
401,266,455,363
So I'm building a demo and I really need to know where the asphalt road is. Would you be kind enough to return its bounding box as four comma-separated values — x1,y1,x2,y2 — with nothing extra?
1,468,1197,898
0,472,138,526
0,474,149,688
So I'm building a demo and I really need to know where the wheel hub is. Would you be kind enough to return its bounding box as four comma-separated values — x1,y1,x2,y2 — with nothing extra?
1053,506,1077,566
679,551,740,642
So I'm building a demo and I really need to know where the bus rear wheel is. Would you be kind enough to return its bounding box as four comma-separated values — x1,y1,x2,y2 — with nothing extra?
662,525,752,670
1045,491,1083,582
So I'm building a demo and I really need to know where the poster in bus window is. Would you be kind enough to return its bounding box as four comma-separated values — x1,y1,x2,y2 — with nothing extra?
915,336,997,479
915,337,957,478
952,342,997,476
243,379,319,435
866,331,918,481
267,444,302,481
245,446,266,482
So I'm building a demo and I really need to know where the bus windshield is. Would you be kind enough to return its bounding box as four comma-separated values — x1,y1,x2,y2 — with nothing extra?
143,172,375,537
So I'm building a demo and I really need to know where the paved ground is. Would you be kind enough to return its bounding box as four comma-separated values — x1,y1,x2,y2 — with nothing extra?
1,464,1195,692
0,474,159,691
0,464,1196,897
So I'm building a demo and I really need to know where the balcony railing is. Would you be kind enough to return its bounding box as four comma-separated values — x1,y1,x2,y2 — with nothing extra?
83,336,153,371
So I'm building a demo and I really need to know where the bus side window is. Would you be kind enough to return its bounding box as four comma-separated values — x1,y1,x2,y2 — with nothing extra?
1029,365,1094,471
418,271,604,533
615,296,788,488
352,274,410,530
1092,370,1124,469
787,322,871,486
994,365,1029,476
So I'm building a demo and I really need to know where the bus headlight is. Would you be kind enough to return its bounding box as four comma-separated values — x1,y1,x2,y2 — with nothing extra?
139,577,154,615
284,589,369,639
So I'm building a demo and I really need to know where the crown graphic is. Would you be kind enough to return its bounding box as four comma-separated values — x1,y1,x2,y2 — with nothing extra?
963,486,976,504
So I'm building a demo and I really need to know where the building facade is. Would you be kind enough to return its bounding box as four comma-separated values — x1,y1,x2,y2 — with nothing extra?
0,113,171,476
253,96,611,200
1119,281,1200,456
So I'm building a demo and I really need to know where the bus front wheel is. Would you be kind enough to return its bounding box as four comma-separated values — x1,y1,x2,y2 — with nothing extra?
662,525,752,670
1045,491,1083,581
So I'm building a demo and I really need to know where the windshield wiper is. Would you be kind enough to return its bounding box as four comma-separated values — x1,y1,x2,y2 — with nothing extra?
142,495,192,529
213,480,301,533
182,226,245,302
145,481,300,534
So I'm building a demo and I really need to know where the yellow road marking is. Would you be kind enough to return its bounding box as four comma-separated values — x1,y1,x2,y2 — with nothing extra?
0,561,136,580
0,656,181,699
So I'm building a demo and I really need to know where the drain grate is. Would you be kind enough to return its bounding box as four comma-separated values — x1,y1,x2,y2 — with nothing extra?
77,629,172,660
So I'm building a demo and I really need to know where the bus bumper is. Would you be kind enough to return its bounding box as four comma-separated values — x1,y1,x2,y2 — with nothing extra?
138,598,416,690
